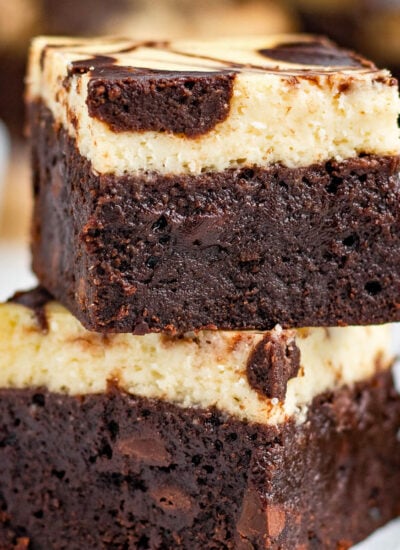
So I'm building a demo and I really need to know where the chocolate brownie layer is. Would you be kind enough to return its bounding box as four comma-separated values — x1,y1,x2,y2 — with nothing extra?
30,101,400,333
0,371,399,549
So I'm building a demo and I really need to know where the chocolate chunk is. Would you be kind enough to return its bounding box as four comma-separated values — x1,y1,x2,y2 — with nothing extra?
246,331,301,400
116,436,171,467
236,488,266,540
265,504,286,538
8,287,53,333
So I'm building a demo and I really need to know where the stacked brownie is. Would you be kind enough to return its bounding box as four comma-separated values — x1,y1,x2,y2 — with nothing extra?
0,35,400,548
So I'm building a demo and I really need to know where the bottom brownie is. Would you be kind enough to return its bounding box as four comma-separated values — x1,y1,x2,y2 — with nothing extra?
0,371,399,549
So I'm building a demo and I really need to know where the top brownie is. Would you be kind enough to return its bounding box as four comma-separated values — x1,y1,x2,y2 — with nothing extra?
27,35,400,333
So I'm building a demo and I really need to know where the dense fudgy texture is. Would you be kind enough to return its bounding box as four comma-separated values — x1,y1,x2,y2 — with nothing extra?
30,101,400,333
66,51,236,137
0,371,399,549
85,65,235,137
0,511,29,550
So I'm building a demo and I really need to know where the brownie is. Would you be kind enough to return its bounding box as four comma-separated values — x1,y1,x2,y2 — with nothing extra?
10,32,400,550
0,371,399,549
26,36,400,333
30,101,400,333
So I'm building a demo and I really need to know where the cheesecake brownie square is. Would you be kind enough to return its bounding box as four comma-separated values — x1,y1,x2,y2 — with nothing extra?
27,35,400,333
0,290,399,548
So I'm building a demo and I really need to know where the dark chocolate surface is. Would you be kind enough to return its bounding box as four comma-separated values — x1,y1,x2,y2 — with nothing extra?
257,40,363,67
30,101,400,333
0,371,399,549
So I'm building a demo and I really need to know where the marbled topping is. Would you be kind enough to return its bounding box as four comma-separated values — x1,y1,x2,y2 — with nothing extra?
27,35,400,175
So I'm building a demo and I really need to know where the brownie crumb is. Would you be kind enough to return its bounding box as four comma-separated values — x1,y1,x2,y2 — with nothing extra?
246,330,301,400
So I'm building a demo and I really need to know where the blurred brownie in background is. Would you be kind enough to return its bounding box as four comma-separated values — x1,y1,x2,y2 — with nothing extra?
0,0,294,137
0,0,130,136
0,0,41,136
358,1,400,77
293,0,400,78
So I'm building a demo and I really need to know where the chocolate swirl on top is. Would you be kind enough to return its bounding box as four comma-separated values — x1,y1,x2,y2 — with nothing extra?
57,36,378,136
8,287,53,332
67,55,117,76
67,55,236,137
258,40,366,68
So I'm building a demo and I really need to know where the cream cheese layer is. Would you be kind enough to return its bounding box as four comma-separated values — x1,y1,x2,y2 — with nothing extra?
0,300,392,425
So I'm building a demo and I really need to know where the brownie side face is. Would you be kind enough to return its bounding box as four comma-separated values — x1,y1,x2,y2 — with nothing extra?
0,371,399,549
30,101,400,333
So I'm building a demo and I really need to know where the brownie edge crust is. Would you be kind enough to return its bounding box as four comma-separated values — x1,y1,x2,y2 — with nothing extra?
31,102,400,333
0,370,399,549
